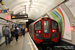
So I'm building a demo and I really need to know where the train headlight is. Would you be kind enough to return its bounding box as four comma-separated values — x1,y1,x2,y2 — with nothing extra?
38,30,41,34
52,29,56,33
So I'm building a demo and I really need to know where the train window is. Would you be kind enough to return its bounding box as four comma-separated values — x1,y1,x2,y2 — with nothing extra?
35,21,41,31
51,20,58,31
44,21,49,33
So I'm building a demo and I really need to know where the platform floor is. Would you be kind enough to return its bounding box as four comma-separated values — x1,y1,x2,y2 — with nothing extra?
0,33,37,50
0,35,23,50
0,37,5,45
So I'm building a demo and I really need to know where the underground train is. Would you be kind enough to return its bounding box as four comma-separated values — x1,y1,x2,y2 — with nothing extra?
29,17,60,44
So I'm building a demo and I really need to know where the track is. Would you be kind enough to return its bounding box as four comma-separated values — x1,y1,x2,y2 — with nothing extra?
36,44,54,50
36,43,72,50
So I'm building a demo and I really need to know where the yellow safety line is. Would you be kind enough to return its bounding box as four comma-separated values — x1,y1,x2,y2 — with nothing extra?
27,33,34,50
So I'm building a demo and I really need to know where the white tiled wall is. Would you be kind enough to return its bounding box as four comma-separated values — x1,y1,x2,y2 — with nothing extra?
0,25,5,44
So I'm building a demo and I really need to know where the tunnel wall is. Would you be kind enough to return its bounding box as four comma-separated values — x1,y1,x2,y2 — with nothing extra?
59,7,71,40
46,0,75,45
47,6,73,44
60,3,75,45
65,0,75,18
48,7,68,39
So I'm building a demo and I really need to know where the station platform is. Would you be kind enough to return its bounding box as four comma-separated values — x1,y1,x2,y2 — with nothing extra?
0,33,74,50
0,37,5,46
0,33,38,50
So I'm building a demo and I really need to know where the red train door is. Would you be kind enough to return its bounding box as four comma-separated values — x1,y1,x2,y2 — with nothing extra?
42,18,51,38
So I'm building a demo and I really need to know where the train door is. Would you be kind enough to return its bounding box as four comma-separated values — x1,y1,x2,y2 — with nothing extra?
42,18,51,38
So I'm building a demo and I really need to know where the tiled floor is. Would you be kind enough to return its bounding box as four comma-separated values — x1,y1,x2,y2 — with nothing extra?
0,33,37,50
0,36,23,50
0,37,5,44
22,33,32,50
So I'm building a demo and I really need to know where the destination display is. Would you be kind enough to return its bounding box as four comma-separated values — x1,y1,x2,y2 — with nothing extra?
11,14,28,19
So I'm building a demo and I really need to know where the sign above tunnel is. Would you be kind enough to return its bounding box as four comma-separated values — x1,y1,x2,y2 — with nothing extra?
11,14,28,19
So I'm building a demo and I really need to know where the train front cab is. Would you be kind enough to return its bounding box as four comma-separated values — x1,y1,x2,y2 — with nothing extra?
33,17,59,44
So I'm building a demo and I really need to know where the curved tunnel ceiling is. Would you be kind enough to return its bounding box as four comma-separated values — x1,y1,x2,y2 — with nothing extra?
14,6,45,14
1,0,65,21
